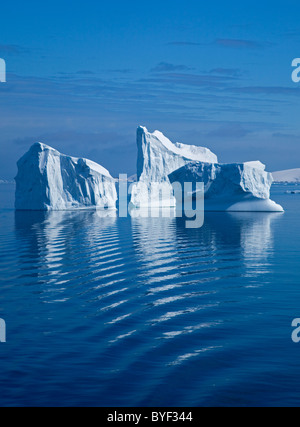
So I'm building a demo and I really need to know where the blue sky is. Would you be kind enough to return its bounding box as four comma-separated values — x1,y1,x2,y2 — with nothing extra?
0,0,300,179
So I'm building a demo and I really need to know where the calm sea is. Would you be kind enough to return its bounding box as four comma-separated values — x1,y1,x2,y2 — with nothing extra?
0,183,300,407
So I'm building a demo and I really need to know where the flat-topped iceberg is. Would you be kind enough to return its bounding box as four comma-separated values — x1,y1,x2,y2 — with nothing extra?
15,143,117,211
169,161,284,212
272,169,300,183
130,126,218,208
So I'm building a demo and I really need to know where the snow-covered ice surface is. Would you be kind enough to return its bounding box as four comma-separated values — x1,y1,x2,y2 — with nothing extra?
272,169,300,183
169,162,284,212
130,126,218,208
15,143,117,211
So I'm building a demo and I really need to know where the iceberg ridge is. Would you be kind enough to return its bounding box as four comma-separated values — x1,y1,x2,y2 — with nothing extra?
131,126,218,208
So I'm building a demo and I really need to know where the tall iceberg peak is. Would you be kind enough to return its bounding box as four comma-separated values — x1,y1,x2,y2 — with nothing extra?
15,142,117,211
131,126,218,208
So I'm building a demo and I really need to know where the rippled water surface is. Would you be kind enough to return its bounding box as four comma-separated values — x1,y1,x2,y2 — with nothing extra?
1,184,300,407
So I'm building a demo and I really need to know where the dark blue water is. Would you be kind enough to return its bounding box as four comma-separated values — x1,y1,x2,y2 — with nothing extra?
0,183,300,407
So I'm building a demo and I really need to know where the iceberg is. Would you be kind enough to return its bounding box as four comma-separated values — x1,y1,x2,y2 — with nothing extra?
15,143,117,211
272,169,300,183
130,126,218,208
168,161,284,212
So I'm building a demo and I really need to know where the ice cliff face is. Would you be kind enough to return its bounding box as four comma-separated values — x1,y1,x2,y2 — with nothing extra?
168,161,284,212
130,126,218,208
15,143,117,211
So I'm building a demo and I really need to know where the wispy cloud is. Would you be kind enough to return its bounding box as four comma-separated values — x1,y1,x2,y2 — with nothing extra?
214,38,263,49
106,69,132,74
0,44,28,55
167,38,271,50
151,62,193,73
76,70,95,75
272,132,300,139
13,130,127,150
142,72,238,88
207,123,251,139
226,86,300,96
209,68,243,77
167,41,203,46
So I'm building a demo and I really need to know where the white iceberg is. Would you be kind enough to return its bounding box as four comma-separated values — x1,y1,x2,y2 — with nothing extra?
168,161,284,212
15,143,117,211
272,169,300,183
130,126,218,208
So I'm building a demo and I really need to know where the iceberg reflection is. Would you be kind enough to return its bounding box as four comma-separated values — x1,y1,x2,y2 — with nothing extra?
130,211,283,287
14,210,118,303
